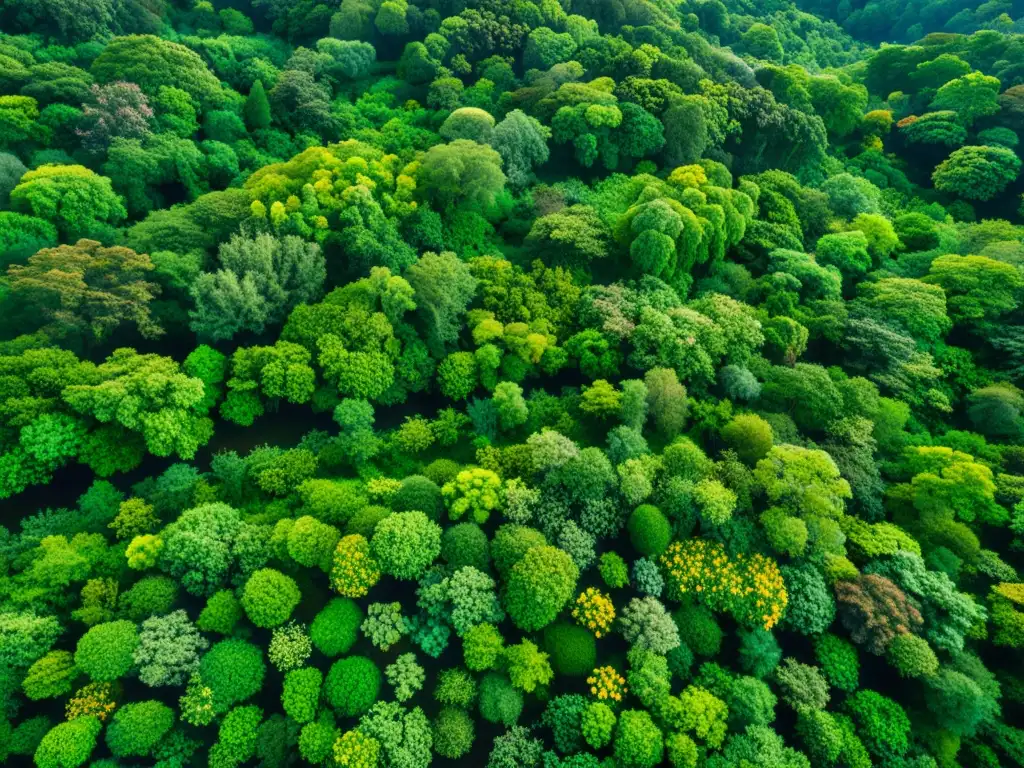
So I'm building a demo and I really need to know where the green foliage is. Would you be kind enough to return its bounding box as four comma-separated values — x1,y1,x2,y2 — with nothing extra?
34,717,101,768
105,700,174,757
311,598,363,657
434,706,475,758
241,568,301,628
543,622,597,677
504,544,579,631
371,510,441,580
198,638,266,713
614,709,664,768
627,505,672,557
74,620,138,682
325,656,380,716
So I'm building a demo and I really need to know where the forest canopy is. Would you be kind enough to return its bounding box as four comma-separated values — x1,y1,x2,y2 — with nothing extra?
2,0,1024,767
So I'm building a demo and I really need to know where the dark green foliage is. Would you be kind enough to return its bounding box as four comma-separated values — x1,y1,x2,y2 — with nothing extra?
310,598,363,657
2,1,1024,764
198,638,266,713
324,656,380,716
543,622,597,677
479,672,524,726
627,505,672,557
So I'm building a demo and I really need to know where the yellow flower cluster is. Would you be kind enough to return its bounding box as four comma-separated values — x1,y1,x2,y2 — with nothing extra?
330,534,381,598
587,665,627,702
660,539,788,630
66,682,117,721
333,729,380,768
572,588,615,638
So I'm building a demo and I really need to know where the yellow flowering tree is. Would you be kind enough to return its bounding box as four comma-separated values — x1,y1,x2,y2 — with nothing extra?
660,539,787,630
329,535,381,598
572,587,616,637
588,665,627,703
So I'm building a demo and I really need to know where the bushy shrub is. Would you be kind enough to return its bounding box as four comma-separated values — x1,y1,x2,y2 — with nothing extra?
464,622,505,671
504,544,579,631
34,717,101,768
198,638,266,713
105,701,174,757
815,634,859,692
673,603,723,657
74,620,138,682
310,598,363,657
479,672,523,725
491,524,547,575
282,667,322,723
241,568,301,628
435,667,477,707
543,622,597,676
614,710,664,768
582,702,616,749
268,621,312,671
392,474,445,519
627,505,672,556
433,706,475,758
441,522,491,571
325,656,380,716
371,510,442,580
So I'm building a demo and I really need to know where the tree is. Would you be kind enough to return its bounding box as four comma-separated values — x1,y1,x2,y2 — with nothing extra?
105,700,174,758
644,368,687,437
34,717,101,768
385,653,425,701
742,23,784,62
90,35,225,107
241,568,302,628
283,667,322,723
434,707,475,758
440,107,496,143
9,164,126,240
198,638,266,713
924,253,1024,327
845,690,910,759
721,414,774,464
417,139,506,209
268,70,334,135
134,609,208,687
835,574,922,655
930,72,1001,127
190,233,326,342
627,505,672,557
775,658,830,711
932,145,1021,201
615,709,664,768
325,656,380,716
77,82,153,153
310,598,363,656
526,205,611,267
244,80,272,130
22,651,77,700
406,251,477,356
74,620,138,682
370,510,442,580
490,110,551,189
504,545,579,631
158,503,241,596
620,597,681,654
8,239,163,344
504,639,553,692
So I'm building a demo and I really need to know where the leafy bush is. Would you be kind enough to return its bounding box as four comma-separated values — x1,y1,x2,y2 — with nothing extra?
324,656,380,716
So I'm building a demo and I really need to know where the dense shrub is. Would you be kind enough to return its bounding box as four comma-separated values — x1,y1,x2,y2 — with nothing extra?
325,656,381,716
310,598,363,657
